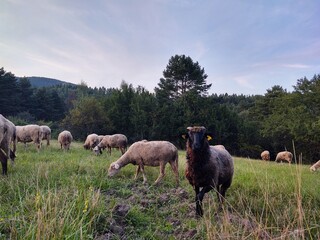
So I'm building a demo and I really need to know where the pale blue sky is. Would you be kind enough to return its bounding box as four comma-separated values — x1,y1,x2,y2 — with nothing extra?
1,0,319,95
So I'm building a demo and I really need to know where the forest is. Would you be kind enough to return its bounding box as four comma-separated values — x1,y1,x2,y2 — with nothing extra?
1,55,320,164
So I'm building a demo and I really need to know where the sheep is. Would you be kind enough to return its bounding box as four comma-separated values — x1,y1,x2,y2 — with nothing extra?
183,126,234,217
94,134,128,155
40,125,51,146
310,160,320,172
108,140,179,185
98,135,105,143
261,150,270,161
0,114,16,175
16,124,41,150
83,133,100,150
212,145,226,150
275,151,293,164
58,130,73,151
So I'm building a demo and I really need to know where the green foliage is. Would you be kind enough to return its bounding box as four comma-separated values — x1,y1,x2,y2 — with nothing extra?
62,96,112,140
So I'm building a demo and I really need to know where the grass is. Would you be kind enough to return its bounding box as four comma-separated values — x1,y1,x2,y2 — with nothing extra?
0,140,319,239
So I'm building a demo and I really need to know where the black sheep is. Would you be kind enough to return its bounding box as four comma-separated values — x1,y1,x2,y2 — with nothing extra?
183,126,234,217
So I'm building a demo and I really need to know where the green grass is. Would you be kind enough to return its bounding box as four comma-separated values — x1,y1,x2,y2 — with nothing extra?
0,141,319,239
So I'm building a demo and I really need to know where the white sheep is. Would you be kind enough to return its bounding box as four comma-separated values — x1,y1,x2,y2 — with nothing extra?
94,134,128,155
310,160,320,172
83,133,100,150
261,150,270,161
108,140,179,185
16,124,41,150
275,151,293,164
0,114,16,175
40,125,51,146
98,135,105,143
58,130,73,151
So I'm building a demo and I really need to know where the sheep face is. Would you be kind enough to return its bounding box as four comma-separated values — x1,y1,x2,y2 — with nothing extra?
185,126,212,152
93,146,102,155
108,163,120,177
310,166,316,172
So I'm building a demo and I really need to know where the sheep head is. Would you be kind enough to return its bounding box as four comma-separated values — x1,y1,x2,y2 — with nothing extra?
93,146,102,155
183,126,212,152
108,162,121,177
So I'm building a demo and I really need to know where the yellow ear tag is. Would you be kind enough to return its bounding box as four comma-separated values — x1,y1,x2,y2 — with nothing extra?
207,135,212,141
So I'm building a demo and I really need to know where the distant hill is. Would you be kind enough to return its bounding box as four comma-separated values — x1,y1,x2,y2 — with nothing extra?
23,76,76,88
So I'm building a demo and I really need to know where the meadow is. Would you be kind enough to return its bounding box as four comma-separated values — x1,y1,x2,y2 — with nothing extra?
0,140,319,239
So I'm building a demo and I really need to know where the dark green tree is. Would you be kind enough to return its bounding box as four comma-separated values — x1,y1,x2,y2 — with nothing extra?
17,77,34,114
62,96,111,140
155,55,211,99
0,68,19,116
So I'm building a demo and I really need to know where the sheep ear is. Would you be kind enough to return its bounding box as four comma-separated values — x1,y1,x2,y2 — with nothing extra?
114,163,120,169
181,134,187,139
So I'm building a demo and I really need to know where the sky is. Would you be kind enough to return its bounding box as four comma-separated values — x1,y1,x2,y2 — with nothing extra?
1,0,319,95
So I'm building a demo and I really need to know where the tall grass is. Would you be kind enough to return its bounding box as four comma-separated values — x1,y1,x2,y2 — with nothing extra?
0,141,319,239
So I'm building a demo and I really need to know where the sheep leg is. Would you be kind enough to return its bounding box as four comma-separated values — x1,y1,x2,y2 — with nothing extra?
134,165,141,180
196,186,213,217
169,161,179,186
195,187,203,217
154,162,165,185
137,164,147,184
0,150,8,175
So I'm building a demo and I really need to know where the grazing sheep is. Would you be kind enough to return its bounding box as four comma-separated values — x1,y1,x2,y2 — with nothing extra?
261,150,270,161
16,124,41,150
40,125,51,146
108,140,179,185
98,135,105,143
275,151,293,164
83,133,100,150
183,126,234,217
93,135,110,155
94,134,128,155
58,130,73,151
0,114,16,175
310,160,320,172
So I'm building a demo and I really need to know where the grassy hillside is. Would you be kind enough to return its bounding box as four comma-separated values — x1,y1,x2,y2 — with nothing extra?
0,141,319,239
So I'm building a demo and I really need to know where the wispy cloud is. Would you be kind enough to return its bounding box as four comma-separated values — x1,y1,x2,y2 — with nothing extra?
282,64,311,69
234,76,254,90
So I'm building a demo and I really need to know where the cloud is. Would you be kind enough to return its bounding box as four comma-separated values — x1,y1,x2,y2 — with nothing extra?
234,76,255,90
282,64,311,69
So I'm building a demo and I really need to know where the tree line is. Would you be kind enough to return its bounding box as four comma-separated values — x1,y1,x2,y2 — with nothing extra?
1,55,319,164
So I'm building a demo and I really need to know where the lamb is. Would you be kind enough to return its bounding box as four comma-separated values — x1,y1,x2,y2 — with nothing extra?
275,151,293,164
108,140,179,185
0,114,16,175
261,150,270,161
40,125,51,146
83,133,100,150
310,160,320,172
58,130,73,151
16,124,41,150
94,134,128,155
183,126,234,217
